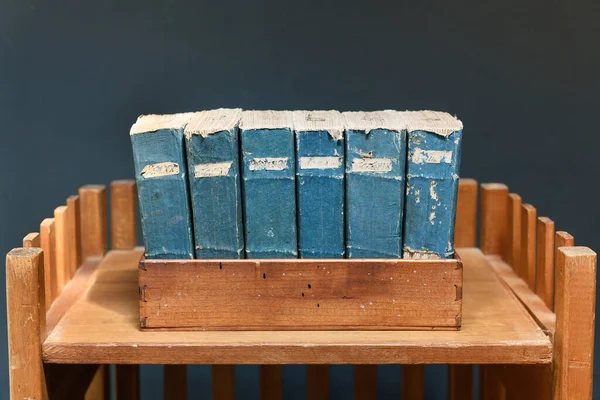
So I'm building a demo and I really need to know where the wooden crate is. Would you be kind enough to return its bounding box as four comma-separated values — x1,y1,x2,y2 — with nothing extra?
138,255,463,331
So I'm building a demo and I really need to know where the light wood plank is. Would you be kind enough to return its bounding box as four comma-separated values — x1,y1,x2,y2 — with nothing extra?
23,232,41,248
455,178,478,248
480,183,508,256
42,248,552,365
536,217,555,309
164,365,186,400
79,185,107,260
260,365,282,400
212,365,235,400
54,205,69,290
306,365,329,400
553,247,596,399
6,248,47,400
507,193,522,270
116,365,139,400
110,180,137,250
402,365,424,400
40,218,57,310
67,195,82,272
520,204,537,290
354,365,376,400
448,365,472,400
84,366,107,400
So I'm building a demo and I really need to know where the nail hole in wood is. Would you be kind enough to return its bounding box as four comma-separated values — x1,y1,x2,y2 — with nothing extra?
263,273,266,279
302,293,304,297
317,303,320,308
219,262,222,270
308,284,311,289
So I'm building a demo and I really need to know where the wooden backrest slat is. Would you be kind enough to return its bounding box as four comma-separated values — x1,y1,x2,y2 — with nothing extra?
23,232,41,248
507,193,522,270
111,180,137,250
536,217,555,309
520,204,537,290
455,178,478,248
40,218,56,309
79,185,108,260
480,183,509,256
54,205,69,291
213,365,235,400
67,195,82,273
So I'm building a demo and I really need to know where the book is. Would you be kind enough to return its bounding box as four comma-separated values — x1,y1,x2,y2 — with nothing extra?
403,110,463,259
293,110,345,258
240,110,298,258
185,108,244,259
343,111,407,258
130,112,195,259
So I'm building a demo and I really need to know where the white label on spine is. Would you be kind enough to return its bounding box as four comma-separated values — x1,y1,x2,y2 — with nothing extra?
351,158,393,173
141,162,180,178
411,149,453,164
249,157,288,171
194,162,232,178
299,156,342,170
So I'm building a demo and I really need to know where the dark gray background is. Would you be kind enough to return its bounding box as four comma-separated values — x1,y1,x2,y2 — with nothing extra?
1,0,598,399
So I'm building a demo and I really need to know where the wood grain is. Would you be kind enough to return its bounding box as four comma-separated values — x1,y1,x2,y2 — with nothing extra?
402,365,424,400
164,365,186,400
448,365,472,400
553,247,596,400
480,183,508,256
520,204,537,290
536,217,555,309
212,365,235,400
79,185,107,260
455,178,478,248
507,194,522,270
139,257,462,330
42,248,551,365
23,232,41,248
260,365,282,400
6,248,47,400
116,365,139,400
67,195,82,273
554,231,574,311
306,365,329,400
40,218,57,310
110,180,137,250
55,205,69,291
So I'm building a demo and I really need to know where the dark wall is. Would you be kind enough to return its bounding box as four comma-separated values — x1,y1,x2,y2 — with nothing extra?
1,0,599,398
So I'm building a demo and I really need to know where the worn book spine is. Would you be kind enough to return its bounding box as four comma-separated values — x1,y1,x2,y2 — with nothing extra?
295,127,345,258
130,115,195,259
403,129,463,259
345,127,406,258
185,112,244,259
241,127,298,258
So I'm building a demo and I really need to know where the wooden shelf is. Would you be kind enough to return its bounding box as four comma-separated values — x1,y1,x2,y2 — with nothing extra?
42,247,551,365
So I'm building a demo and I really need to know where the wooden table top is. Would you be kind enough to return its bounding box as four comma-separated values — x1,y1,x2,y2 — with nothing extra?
42,248,552,365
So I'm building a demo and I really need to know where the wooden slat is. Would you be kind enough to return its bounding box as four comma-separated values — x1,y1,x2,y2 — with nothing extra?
455,178,478,247
260,365,282,400
536,217,555,309
480,365,506,400
212,365,235,400
44,364,101,400
164,365,186,400
6,248,47,400
507,193,522,270
491,364,549,400
402,365,424,400
110,180,137,250
54,205,69,291
23,232,41,248
448,365,472,400
79,185,107,260
520,204,537,290
84,367,107,400
67,195,82,272
553,247,596,399
116,365,139,400
40,218,57,310
480,183,508,256
306,365,329,400
354,365,376,400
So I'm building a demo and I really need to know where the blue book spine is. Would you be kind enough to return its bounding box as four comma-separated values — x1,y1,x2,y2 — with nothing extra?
185,111,244,259
241,125,298,259
403,129,463,259
130,115,195,259
295,129,345,258
345,127,406,258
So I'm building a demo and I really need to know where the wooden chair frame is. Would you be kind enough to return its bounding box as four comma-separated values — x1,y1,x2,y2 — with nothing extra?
6,179,596,399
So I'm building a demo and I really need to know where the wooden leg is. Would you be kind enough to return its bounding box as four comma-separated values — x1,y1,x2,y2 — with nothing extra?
212,365,235,400
116,365,139,400
553,247,596,399
6,248,48,399
164,365,187,400
448,365,472,400
306,365,329,400
402,365,424,400
260,365,282,400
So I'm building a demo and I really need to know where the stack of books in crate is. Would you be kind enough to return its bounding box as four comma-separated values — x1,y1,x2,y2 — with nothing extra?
130,109,462,261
